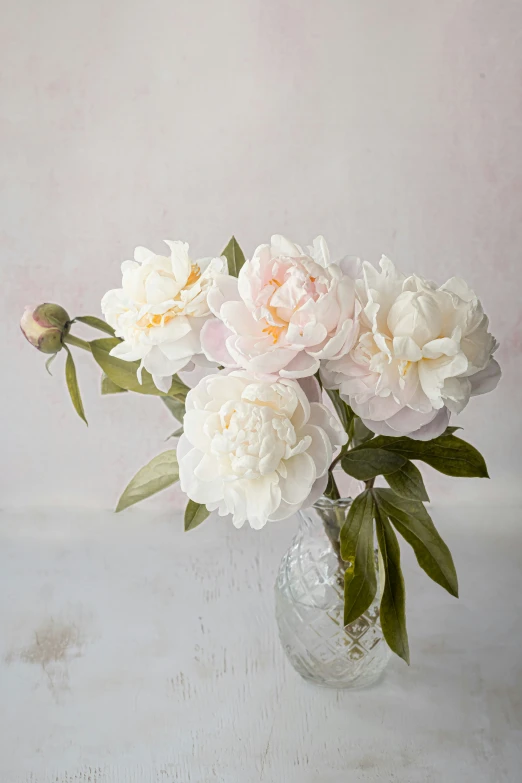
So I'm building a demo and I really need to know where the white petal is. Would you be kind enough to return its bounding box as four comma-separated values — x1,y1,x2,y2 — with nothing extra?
109,341,145,362
278,351,320,379
301,473,329,509
270,235,303,258
206,275,241,317
159,330,201,361
442,376,472,414
469,359,501,397
406,407,450,441
418,352,468,408
134,246,155,264
183,409,220,451
164,240,191,283
338,256,362,279
392,336,422,362
152,374,172,393
422,337,461,360
311,317,359,361
179,447,224,504
279,453,316,505
380,406,438,435
223,475,281,530
142,345,192,377
299,424,332,477
307,402,348,448
308,236,330,268
230,341,298,375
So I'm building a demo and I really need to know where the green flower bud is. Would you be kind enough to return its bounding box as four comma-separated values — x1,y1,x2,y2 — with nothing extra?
20,303,71,354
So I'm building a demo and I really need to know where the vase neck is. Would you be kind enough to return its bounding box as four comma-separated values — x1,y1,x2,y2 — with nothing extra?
299,498,352,541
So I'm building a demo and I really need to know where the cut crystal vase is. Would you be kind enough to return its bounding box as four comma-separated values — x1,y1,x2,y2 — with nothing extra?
275,497,391,688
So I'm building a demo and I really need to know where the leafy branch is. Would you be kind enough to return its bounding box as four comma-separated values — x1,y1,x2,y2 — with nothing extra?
336,424,488,662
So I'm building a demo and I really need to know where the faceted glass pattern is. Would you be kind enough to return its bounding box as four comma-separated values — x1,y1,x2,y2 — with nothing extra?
275,498,391,688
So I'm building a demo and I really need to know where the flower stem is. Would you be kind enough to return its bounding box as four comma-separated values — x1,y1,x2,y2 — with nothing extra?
63,334,92,353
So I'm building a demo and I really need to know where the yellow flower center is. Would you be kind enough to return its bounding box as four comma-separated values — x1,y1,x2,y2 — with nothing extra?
186,264,201,287
262,324,284,344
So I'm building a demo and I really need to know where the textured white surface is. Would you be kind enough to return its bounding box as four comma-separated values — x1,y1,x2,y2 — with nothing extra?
1,0,522,508
1,505,521,782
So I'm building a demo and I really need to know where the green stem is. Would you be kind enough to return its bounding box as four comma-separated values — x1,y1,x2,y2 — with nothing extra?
63,334,92,352
324,470,341,500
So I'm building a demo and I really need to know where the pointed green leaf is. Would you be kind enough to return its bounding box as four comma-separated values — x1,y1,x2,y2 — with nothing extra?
222,236,246,277
352,417,374,448
342,448,406,481
91,338,189,399
375,507,410,664
116,450,179,512
184,500,210,531
385,460,429,502
324,470,341,500
45,353,58,376
73,315,115,336
165,427,183,440
101,373,127,395
64,346,88,425
361,432,488,478
340,491,377,625
161,395,186,423
375,489,458,597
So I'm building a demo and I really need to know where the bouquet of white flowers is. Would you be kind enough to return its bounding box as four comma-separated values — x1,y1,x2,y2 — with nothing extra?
21,234,500,669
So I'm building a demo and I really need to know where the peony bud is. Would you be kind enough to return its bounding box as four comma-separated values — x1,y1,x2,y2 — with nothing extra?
20,303,71,354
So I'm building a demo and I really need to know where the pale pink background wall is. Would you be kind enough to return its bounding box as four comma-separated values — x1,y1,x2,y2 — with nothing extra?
2,0,521,508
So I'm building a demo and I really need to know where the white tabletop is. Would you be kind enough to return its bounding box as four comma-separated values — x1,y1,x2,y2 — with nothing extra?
0,504,520,783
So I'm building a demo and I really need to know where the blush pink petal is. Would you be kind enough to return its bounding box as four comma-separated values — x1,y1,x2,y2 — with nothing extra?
200,318,237,366
278,351,320,379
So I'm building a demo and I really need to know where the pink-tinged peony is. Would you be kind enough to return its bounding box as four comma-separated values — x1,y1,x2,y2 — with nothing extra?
200,235,360,379
177,372,347,529
101,241,227,392
321,257,501,440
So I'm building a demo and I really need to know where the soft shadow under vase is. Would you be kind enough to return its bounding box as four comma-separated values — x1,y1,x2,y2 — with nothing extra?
275,498,391,688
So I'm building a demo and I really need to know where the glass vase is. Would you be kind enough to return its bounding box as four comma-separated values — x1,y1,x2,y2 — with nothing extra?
275,497,391,688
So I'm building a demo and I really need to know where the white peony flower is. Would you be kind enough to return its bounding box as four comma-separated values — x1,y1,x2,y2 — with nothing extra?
177,371,347,529
322,257,501,439
200,235,360,379
101,241,227,392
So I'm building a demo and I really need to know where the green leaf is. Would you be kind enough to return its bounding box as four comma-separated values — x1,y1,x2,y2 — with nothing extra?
116,450,179,512
342,448,406,481
101,373,127,395
165,427,183,440
73,315,115,336
325,388,354,432
45,353,58,376
90,338,189,399
340,491,377,625
184,500,210,531
385,460,429,502
222,236,246,277
375,506,410,664
352,418,374,448
374,489,458,597
63,346,88,425
324,470,341,500
161,395,186,423
362,432,488,478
